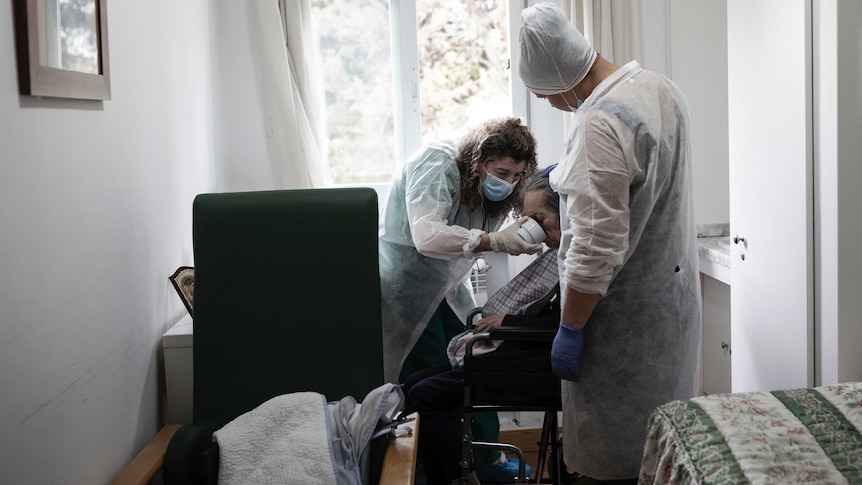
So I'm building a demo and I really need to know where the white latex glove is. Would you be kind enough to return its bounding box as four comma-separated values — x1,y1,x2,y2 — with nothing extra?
488,216,544,256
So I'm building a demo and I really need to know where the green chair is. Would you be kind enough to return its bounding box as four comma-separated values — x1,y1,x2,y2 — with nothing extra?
191,188,384,422
120,188,416,485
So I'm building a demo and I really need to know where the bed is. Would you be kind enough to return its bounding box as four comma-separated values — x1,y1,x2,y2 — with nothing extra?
639,382,862,484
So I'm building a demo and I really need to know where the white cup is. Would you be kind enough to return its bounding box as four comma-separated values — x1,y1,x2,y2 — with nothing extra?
517,217,546,244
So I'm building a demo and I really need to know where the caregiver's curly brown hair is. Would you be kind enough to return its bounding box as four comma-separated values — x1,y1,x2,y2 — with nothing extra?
455,117,539,219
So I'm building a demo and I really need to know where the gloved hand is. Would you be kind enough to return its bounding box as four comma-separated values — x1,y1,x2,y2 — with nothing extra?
488,217,543,256
551,323,584,381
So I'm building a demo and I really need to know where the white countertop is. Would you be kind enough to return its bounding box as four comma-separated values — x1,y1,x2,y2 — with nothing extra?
698,236,730,285
163,313,193,348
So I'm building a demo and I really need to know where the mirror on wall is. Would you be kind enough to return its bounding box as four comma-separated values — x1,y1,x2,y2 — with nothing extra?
13,0,110,100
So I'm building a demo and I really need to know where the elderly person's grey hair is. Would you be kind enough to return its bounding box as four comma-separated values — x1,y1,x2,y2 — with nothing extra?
523,174,560,215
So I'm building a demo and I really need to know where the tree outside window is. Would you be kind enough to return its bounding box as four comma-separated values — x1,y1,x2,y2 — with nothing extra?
312,0,511,185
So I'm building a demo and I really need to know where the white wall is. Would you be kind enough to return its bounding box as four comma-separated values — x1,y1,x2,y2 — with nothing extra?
831,0,862,383
667,0,729,226
815,0,862,385
0,2,224,483
640,0,669,76
210,2,273,192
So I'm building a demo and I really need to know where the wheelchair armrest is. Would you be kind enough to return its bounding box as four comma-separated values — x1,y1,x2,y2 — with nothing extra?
469,326,557,344
465,326,556,359
465,307,484,329
487,325,557,340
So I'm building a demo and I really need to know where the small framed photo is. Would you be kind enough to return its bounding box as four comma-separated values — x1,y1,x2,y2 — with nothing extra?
169,266,195,317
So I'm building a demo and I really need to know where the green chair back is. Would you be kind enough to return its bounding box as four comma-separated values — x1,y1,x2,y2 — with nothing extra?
191,188,383,424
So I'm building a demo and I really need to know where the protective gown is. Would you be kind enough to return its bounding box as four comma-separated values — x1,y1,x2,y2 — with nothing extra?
379,140,505,383
549,61,702,479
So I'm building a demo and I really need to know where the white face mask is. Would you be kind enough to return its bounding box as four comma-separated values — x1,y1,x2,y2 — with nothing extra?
566,97,584,112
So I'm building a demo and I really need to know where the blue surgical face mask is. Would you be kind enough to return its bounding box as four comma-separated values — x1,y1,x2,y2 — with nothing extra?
481,173,518,201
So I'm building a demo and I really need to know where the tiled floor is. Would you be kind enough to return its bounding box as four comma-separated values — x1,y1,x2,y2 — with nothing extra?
498,410,548,430
497,411,561,484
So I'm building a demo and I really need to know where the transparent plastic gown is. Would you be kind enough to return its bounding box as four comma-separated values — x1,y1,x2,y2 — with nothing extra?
379,140,504,383
549,61,703,479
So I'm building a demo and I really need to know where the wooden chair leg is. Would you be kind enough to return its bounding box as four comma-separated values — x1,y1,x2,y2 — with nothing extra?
110,425,181,485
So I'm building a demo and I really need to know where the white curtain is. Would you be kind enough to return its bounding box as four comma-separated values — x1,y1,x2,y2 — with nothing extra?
563,0,643,65
253,0,328,189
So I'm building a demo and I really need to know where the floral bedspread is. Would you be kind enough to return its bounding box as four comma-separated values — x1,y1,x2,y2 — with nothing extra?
639,382,862,484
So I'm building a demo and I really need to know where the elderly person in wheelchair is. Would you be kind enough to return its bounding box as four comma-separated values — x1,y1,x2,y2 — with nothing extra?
401,172,561,485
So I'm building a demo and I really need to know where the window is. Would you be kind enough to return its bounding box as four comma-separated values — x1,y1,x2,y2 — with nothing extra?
311,0,513,186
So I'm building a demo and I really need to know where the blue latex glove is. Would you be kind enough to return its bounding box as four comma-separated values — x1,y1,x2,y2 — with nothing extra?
551,323,584,381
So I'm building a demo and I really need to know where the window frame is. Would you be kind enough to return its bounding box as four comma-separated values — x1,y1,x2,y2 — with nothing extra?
389,0,422,169
387,0,531,172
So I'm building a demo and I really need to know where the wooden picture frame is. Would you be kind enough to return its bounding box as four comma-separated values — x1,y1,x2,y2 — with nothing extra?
13,0,111,100
169,267,195,317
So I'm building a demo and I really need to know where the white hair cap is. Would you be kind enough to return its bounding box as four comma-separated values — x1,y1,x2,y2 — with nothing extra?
518,2,597,96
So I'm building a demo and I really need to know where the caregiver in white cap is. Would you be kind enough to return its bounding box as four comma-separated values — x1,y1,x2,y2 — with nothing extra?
518,3,702,483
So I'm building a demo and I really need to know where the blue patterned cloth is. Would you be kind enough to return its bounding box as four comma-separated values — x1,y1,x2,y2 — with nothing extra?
482,248,559,317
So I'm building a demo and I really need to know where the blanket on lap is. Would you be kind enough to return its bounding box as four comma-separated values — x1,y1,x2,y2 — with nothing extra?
214,383,404,485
